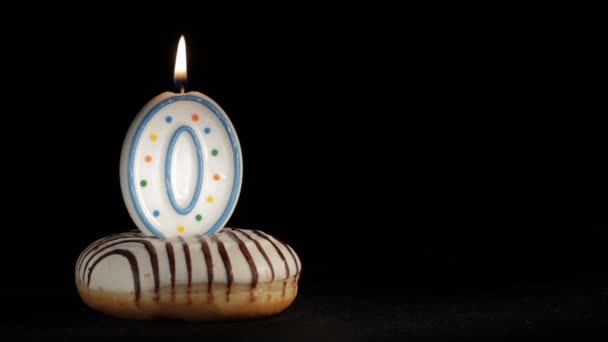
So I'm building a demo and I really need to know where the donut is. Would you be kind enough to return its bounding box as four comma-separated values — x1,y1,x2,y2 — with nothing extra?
75,228,301,320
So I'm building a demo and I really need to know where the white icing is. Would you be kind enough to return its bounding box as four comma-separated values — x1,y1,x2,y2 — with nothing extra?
75,228,301,294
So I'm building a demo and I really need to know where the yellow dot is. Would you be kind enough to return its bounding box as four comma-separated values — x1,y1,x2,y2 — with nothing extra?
177,225,185,233
207,196,214,203
150,133,158,141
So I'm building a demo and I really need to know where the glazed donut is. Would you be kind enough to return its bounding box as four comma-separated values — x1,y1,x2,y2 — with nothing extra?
75,228,301,320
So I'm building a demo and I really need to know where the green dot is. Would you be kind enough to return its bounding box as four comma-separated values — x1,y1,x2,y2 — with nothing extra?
195,214,202,221
140,180,147,187
211,149,219,156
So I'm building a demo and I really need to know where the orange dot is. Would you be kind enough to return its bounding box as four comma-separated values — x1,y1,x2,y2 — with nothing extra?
150,134,158,141
145,155,152,162
177,225,185,233
213,174,221,181
192,113,199,121
207,196,214,203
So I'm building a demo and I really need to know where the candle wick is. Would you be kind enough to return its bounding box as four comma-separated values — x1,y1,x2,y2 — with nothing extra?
180,84,185,94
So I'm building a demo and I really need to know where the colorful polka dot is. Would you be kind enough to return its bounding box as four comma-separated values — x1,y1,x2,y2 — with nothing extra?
153,210,159,217
204,127,211,134
145,155,152,162
165,116,173,123
192,113,199,121
213,174,221,181
195,214,202,221
150,134,158,142
211,149,218,156
207,196,214,203
177,225,185,233
140,180,147,187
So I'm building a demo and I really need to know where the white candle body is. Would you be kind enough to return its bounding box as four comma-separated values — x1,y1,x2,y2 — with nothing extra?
119,91,242,237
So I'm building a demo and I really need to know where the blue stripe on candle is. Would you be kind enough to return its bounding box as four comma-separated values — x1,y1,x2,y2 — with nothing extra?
165,125,204,215
127,94,242,237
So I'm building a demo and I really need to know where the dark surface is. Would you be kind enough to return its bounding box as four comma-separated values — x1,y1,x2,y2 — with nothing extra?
9,285,608,341
3,3,604,341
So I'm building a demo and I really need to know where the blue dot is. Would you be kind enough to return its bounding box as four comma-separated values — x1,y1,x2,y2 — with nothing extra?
153,210,160,217
204,127,211,134
165,116,173,123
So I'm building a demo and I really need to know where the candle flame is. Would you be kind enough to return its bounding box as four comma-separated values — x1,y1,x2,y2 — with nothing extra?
174,35,187,91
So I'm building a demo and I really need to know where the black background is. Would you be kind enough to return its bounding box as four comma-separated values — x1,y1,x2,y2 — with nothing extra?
4,3,605,341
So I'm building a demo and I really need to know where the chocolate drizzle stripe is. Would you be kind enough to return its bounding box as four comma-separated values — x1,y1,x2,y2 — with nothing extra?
225,231,258,288
78,233,142,278
210,234,233,300
77,233,140,277
178,236,192,304
83,239,160,303
197,236,214,299
275,238,299,275
253,230,290,278
286,244,301,274
84,233,141,256
77,234,117,269
165,242,176,302
87,249,141,304
236,229,275,281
